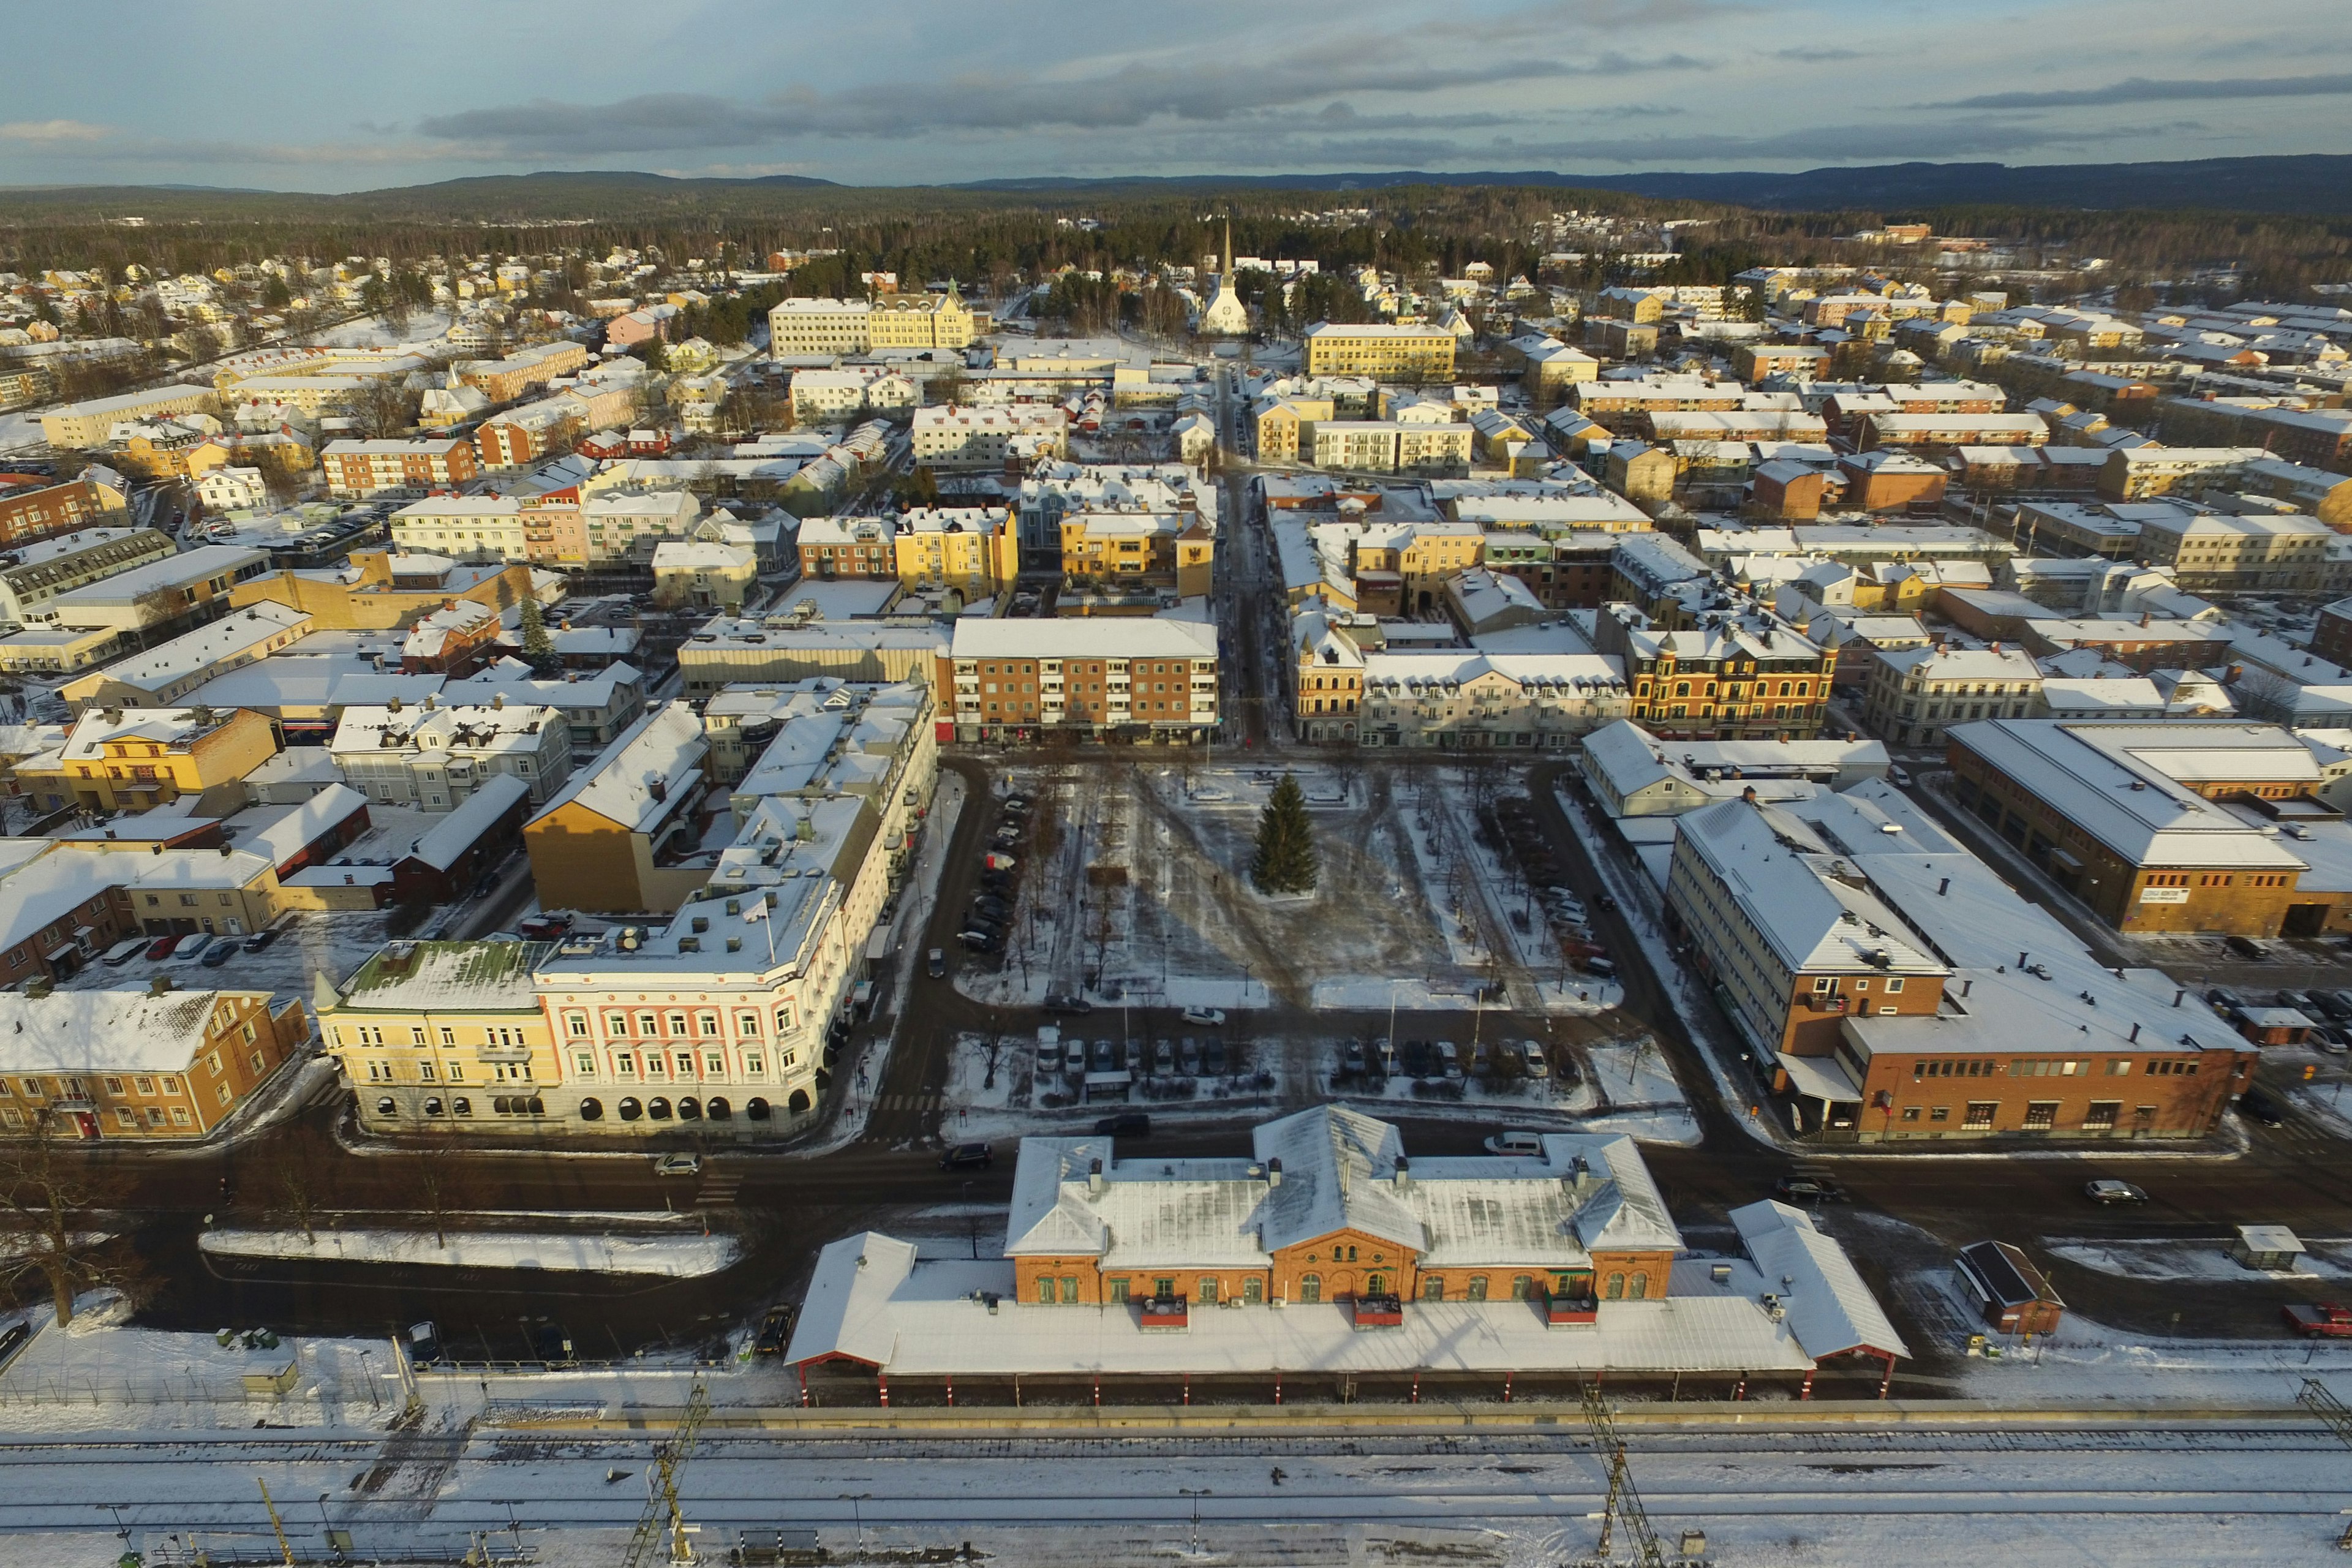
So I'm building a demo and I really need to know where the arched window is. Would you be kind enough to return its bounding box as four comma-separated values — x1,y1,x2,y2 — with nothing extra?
1511,1275,1534,1300
1629,1272,1649,1300
752,1096,775,1120
578,1097,603,1121
374,1097,396,1117
1037,1278,1055,1305
1298,1273,1322,1303
647,1097,673,1121
422,1096,444,1117
1421,1276,1444,1302
618,1097,643,1121
1365,1273,1386,1296
677,1097,702,1121
1467,1276,1489,1302
1605,1272,1626,1300
706,1096,731,1120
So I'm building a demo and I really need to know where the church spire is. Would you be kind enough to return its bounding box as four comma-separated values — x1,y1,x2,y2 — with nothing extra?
1223,216,1232,276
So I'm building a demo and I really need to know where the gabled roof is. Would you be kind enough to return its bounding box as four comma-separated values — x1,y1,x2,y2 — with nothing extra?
1730,1200,1909,1361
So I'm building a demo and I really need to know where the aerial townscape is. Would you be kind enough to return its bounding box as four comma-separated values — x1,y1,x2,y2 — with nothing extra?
4,4,2352,1564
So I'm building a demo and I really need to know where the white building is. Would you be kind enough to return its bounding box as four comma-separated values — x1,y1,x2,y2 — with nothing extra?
1357,651,1630,750
329,699,574,810
913,405,1069,469
194,466,270,513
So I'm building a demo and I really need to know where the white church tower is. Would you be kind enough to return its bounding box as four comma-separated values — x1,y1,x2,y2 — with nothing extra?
1198,217,1250,336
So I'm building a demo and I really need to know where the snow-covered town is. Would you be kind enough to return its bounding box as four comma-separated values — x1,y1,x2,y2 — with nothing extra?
4,8,2352,1564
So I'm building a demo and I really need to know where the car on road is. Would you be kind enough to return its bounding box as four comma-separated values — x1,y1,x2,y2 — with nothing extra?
404,1321,444,1366
100,937,148,966
1483,1131,1546,1158
1596,894,1618,912
1888,765,1913,788
753,1306,797,1356
2238,1087,2287,1127
939,1141,992,1170
1581,957,1617,977
199,935,239,967
143,933,181,961
1774,1174,1849,1205
2285,1303,2352,1338
1180,1006,1226,1027
2084,1179,2147,1204
0,1321,29,1371
241,927,282,952
1041,993,1093,1015
652,1152,703,1177
528,1322,575,1368
1092,1112,1150,1137
170,932,213,961
927,948,946,978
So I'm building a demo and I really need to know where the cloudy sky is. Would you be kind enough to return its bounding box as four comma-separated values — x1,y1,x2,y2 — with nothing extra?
3,0,2347,190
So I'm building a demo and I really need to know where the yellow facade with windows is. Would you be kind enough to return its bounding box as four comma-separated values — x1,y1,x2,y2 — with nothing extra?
320,939,563,1134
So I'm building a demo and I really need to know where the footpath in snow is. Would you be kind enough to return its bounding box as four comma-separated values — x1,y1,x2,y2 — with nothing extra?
198,1224,739,1276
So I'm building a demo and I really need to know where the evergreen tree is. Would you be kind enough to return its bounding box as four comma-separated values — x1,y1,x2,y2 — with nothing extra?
519,596,557,674
1250,773,1319,895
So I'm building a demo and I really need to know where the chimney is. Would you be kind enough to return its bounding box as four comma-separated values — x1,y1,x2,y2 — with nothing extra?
1087,1158,1104,1197
1393,1155,1410,1191
1937,877,1950,896
2129,1022,2141,1042
149,974,173,995
1265,1156,1283,1188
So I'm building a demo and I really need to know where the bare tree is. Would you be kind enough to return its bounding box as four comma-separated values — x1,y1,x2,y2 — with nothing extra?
407,1137,474,1249
0,1110,154,1327
251,1137,337,1244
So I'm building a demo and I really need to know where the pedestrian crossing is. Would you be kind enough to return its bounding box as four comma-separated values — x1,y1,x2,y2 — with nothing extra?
696,1172,742,1205
874,1093,947,1111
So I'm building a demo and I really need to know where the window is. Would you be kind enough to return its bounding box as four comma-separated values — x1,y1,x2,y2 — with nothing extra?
1901,1106,1921,1122
2024,1101,2059,1130
418,1061,436,1082
606,1012,628,1036
161,1077,179,1095
215,1084,232,1107
1512,1275,1534,1300
1885,978,1905,994
1058,1276,1079,1304
1198,1279,1218,1305
1422,1276,1445,1302
439,1028,456,1047
1605,1272,1626,1300
1964,1101,1997,1129
170,1107,189,1126
134,1077,153,1096
104,1076,125,1095
745,1052,765,1076
1467,1276,1489,1302
1629,1272,1649,1300
1037,1278,1055,1305
115,1108,136,1128
248,1052,264,1074
614,1052,636,1077
737,1011,760,1036
1243,1278,1264,1305
1109,1279,1131,1305
2084,1101,2121,1130
1298,1274,1322,1303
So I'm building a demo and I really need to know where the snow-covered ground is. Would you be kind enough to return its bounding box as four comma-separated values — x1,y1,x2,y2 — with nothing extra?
955,766,1619,1017
198,1225,739,1276
2045,1235,2352,1284
315,307,456,349
54,906,395,1004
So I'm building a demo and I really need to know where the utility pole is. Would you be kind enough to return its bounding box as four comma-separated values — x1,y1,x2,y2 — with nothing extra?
622,1379,711,1567
2298,1379,2352,1549
255,1477,296,1567
1581,1384,1667,1567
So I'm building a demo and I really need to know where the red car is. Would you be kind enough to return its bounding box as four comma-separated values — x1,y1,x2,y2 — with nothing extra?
2285,1303,2352,1338
143,932,180,960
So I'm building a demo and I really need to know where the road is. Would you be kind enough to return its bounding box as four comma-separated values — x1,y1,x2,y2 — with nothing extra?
7,1412,2351,1564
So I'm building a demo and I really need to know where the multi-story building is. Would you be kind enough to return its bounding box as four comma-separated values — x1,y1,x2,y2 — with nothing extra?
1860,644,2042,750
579,488,704,565
2132,510,2335,595
1058,510,1214,598
1594,605,1833,741
231,549,539,632
0,986,309,1142
522,701,712,914
1667,783,2256,1142
798,514,898,580
0,526,174,626
1860,412,2048,453
0,475,128,549
320,940,560,1134
945,616,1218,743
767,291,974,356
1302,323,1456,381
651,541,758,611
330,700,573,811
1304,420,1474,476
789,368,917,423
1289,600,1368,743
677,619,947,701
20,705,279,814
1355,650,1630,749
58,602,312,712
390,496,531,562
1945,719,2339,937
869,288,974,350
322,437,481,499
1251,397,1333,463
39,384,221,450
911,405,1068,470
892,506,1018,601
2098,446,2267,502
42,544,268,642
453,340,590,403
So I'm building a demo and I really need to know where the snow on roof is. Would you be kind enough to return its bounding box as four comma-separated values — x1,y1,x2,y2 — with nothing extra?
48,545,265,608
404,772,530,871
329,701,557,756
0,986,274,1074
336,936,554,1012
1729,1200,1909,1360
228,783,368,870
532,701,707,834
951,616,1216,662
1675,796,1949,977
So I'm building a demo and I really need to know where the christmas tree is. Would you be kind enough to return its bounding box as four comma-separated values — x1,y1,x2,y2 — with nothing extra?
519,595,557,674
1250,773,1319,895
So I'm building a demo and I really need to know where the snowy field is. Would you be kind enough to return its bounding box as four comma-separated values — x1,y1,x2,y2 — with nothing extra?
956,765,1619,1017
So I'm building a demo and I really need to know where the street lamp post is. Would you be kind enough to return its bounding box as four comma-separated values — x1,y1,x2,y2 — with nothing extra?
1180,1487,1212,1555
839,1492,873,1562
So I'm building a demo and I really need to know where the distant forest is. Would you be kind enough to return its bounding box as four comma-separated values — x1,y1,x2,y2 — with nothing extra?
2,174,2346,305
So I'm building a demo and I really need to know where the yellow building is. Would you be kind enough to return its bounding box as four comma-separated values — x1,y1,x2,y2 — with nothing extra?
21,706,279,815
0,986,309,1142
1351,524,1485,614
869,287,974,350
319,939,563,1134
39,384,221,450
1253,397,1332,464
1058,513,1215,599
231,549,538,631
1302,323,1456,381
894,506,1020,601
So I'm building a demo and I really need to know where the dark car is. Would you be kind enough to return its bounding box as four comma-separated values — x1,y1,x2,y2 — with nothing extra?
199,935,239,967
958,929,1001,952
1774,1174,1849,1205
527,1321,575,1368
970,895,1012,921
1041,993,1093,1016
2239,1087,2286,1128
2226,935,2267,960
1092,1112,1150,1137
0,1321,29,1370
753,1305,797,1356
405,1321,444,1366
940,1141,993,1170
927,948,946,978
241,927,282,952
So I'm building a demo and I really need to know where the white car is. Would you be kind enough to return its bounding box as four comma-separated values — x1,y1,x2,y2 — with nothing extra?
1888,765,1914,788
1483,1131,1545,1158
652,1152,703,1177
1180,1006,1226,1027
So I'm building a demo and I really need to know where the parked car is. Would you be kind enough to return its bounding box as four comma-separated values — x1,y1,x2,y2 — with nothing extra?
0,1321,32,1370
1124,1039,1143,1072
1520,1040,1550,1079
1042,994,1094,1016
2206,986,2245,1012
2319,990,2352,1023
2084,1179,2147,1204
1483,1131,1546,1158
653,1152,703,1177
2285,1303,2352,1338
1581,957,1617,977
2311,1025,2349,1055
753,1306,797,1356
1888,765,1913,788
1180,1006,1226,1027
992,825,1022,848
2226,935,2267,960
199,936,239,968
518,913,573,941
1774,1174,1849,1204
1434,1041,1463,1080
982,852,1017,872
1340,1039,1366,1076
939,1142,992,1170
100,937,148,967
1204,1039,1227,1076
1178,1038,1203,1076
241,927,282,953
170,932,212,961
1092,1112,1150,1138
1001,794,1031,813
927,948,946,978
958,929,1001,952
1036,1038,1063,1075
1152,1038,1174,1074
2278,989,2320,1015
1089,1039,1116,1073
143,933,181,961
2239,1087,2286,1127
528,1322,575,1368
404,1321,444,1366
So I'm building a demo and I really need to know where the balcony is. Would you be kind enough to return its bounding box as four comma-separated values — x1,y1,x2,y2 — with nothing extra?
1545,1294,1599,1327
1807,994,1848,1014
